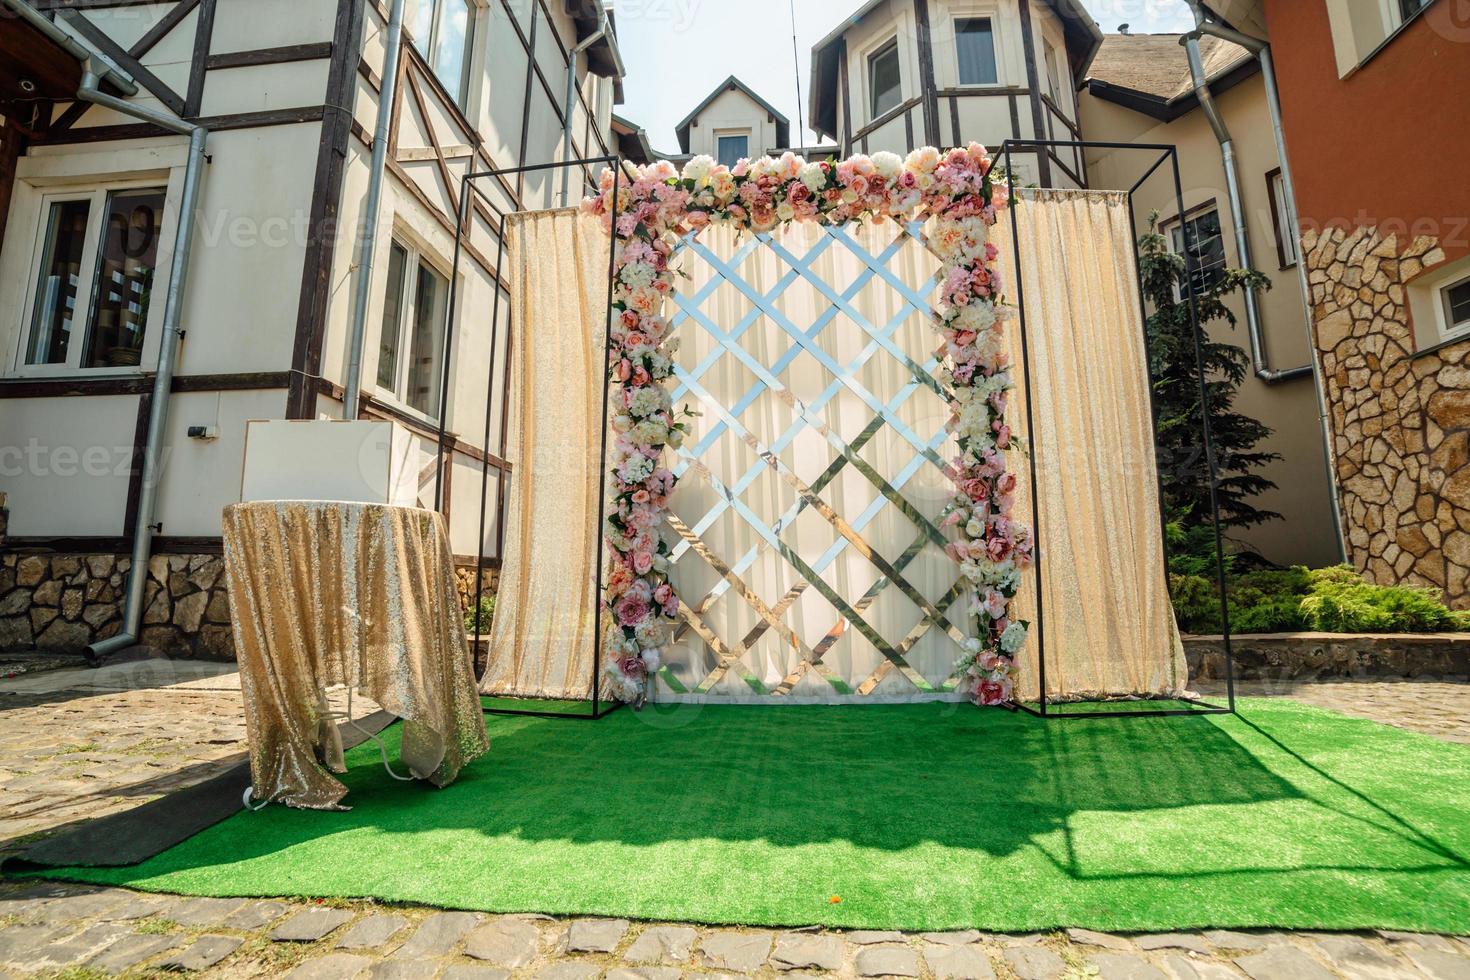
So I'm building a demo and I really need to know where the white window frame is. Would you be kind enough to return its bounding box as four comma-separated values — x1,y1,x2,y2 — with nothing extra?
8,173,181,379
408,0,483,112
372,231,454,424
1436,273,1470,343
1161,203,1229,302
864,33,904,123
714,130,751,169
1268,170,1299,269
954,15,1002,88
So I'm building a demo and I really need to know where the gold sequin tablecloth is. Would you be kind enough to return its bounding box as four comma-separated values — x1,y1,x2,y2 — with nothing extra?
222,501,489,809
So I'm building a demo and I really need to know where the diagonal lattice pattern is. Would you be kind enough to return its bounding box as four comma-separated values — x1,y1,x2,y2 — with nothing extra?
657,220,974,699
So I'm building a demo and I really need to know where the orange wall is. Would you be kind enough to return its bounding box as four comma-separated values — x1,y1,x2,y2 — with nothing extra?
1264,0,1470,264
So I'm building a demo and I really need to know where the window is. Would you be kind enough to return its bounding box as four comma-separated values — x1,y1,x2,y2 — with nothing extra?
408,0,475,107
1166,206,1228,297
957,18,998,86
716,134,749,169
1399,0,1432,20
1267,169,1299,269
22,185,168,372
868,39,902,119
1442,276,1470,337
1043,39,1064,106
376,239,450,419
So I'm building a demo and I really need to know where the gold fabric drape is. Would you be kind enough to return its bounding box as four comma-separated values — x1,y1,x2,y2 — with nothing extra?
480,209,609,698
222,501,489,810
996,189,1188,700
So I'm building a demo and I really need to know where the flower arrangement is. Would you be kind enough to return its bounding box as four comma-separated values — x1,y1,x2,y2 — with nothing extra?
581,143,1032,707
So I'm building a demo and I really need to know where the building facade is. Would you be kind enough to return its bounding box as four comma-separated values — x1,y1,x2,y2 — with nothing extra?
806,0,1102,188
1241,0,1470,605
0,0,624,655
1078,33,1339,568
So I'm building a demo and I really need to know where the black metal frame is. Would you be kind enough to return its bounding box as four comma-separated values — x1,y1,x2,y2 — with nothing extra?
997,139,1237,720
433,154,626,721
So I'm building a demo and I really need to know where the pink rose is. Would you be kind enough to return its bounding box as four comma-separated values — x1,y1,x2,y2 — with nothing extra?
632,551,654,575
615,595,650,628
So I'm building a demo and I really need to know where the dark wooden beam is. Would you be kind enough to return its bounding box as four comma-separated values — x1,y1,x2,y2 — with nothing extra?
912,0,940,146
1015,0,1052,188
130,0,201,59
207,43,334,71
58,8,185,115
0,371,293,398
184,0,217,117
32,105,326,144
287,0,366,419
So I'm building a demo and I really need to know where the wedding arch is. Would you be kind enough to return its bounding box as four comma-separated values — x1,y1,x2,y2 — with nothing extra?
431,140,1239,719
578,144,1032,707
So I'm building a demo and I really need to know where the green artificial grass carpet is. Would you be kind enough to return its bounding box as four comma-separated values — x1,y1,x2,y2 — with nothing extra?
22,698,1470,933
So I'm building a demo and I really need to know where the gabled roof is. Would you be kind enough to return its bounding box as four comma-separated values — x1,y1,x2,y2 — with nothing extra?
1083,33,1256,122
611,113,656,166
808,0,1104,141
675,75,791,154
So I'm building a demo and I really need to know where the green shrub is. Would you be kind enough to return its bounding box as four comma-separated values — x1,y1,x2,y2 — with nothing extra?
1298,568,1470,633
1171,561,1470,635
465,594,496,635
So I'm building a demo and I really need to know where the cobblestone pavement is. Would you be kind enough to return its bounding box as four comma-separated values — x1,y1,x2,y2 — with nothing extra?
0,881,1467,980
1196,678,1470,745
0,667,1466,979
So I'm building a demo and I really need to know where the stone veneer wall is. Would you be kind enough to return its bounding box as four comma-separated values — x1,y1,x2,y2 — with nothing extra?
1186,632,1470,681
0,545,497,658
1304,226,1470,606
0,552,234,658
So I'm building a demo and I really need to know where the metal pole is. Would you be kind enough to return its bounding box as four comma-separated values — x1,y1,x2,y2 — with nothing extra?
433,177,472,513
590,160,622,711
343,0,407,418
472,212,509,681
1170,147,1236,713
1001,142,1048,716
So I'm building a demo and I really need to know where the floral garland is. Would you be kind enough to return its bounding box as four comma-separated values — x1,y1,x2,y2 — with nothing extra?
581,144,1033,707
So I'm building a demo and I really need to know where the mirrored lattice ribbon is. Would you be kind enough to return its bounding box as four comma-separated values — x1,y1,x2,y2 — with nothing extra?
658,221,982,697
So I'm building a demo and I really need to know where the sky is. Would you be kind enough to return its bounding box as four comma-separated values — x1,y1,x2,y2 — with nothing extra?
615,0,1196,154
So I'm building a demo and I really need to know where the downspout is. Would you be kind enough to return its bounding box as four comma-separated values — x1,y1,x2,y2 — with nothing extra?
1179,33,1302,382
1183,0,1347,562
560,12,608,208
9,0,214,663
342,0,406,419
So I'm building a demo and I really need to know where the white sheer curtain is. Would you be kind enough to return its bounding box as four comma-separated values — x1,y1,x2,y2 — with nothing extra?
659,220,967,701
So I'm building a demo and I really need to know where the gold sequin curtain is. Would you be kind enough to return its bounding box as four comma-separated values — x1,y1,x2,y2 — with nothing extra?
996,189,1189,700
479,209,609,699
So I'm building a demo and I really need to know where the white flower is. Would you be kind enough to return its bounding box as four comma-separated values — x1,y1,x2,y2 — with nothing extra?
905,146,941,174
798,162,826,194
776,201,796,222
1000,621,1028,654
641,647,663,671
965,517,984,537
620,261,655,289
682,155,715,184
872,151,903,181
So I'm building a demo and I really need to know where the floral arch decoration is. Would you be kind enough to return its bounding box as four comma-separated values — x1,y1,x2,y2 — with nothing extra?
581,144,1034,708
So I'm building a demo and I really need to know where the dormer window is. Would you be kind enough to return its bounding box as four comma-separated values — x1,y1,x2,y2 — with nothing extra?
868,39,902,119
956,18,998,85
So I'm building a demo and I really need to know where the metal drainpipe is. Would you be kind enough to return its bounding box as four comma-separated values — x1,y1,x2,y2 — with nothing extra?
32,42,210,663
1183,0,1347,562
560,16,607,208
1180,34,1305,383
342,0,406,419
